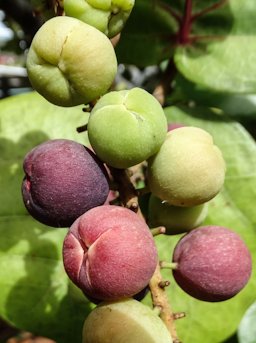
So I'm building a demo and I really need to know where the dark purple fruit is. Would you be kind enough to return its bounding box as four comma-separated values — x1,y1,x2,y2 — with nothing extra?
22,139,109,227
172,226,252,302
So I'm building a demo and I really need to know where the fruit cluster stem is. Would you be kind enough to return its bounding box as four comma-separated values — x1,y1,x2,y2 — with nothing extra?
109,167,180,342
149,264,180,343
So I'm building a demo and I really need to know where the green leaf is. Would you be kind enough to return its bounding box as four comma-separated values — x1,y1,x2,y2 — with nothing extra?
115,0,177,66
238,301,256,343
151,105,256,343
1,93,256,343
175,0,256,93
0,92,92,342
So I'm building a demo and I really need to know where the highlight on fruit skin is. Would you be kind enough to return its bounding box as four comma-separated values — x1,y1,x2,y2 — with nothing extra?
22,139,110,227
63,0,135,38
63,205,158,301
82,298,173,343
172,225,252,302
26,16,117,107
147,126,226,207
87,87,168,169
148,194,208,235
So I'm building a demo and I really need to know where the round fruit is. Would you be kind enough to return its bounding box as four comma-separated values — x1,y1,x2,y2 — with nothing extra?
172,226,252,302
148,194,208,235
82,299,173,343
64,0,135,38
63,205,158,300
147,126,226,206
26,16,117,107
87,87,168,168
22,139,109,227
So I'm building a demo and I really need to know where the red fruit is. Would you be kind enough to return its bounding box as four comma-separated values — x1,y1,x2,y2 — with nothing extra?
172,226,252,302
22,139,109,227
63,205,158,301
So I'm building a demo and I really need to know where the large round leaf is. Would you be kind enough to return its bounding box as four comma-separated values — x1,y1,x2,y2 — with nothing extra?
0,92,92,343
0,93,256,343
175,0,256,92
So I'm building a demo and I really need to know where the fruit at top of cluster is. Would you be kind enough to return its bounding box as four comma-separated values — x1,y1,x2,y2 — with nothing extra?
147,126,226,206
22,139,109,227
63,205,158,300
87,87,168,169
148,194,208,235
172,226,252,302
82,299,173,343
63,0,135,38
26,16,117,107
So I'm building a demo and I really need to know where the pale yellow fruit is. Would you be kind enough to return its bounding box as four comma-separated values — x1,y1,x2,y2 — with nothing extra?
26,16,117,107
147,127,226,206
83,298,173,343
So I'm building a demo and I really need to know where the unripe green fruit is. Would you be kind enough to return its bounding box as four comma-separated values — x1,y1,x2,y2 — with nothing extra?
147,127,226,206
82,299,173,343
88,87,168,168
64,0,134,38
26,16,117,107
148,194,208,235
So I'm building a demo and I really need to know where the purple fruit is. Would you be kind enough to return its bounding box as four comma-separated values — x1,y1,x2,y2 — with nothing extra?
63,205,158,301
22,139,110,227
172,226,252,302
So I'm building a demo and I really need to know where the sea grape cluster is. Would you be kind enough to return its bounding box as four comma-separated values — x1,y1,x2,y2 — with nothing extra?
21,4,253,343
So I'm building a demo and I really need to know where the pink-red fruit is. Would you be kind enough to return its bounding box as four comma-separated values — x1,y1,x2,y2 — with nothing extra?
172,226,252,302
22,139,109,227
63,205,158,300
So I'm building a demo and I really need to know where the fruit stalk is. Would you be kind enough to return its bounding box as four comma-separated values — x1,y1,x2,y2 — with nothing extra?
149,264,180,343
109,167,180,342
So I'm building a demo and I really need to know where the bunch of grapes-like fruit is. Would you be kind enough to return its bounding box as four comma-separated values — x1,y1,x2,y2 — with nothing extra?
22,2,252,342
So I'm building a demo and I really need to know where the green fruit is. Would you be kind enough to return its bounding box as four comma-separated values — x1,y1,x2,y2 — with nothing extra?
87,87,168,168
26,16,117,107
63,0,134,38
147,127,226,206
148,194,208,235
82,298,173,343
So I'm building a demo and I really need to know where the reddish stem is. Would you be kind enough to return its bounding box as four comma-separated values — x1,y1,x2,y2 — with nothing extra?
191,0,228,22
178,0,193,44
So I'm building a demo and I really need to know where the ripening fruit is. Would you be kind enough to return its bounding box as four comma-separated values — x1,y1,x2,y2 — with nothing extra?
147,126,226,206
82,299,173,343
87,87,168,168
63,205,158,300
172,226,252,302
63,0,135,38
26,16,117,107
22,139,109,227
148,194,208,235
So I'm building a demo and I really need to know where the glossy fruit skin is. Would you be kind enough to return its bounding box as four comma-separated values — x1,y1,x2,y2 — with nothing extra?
147,126,226,206
64,0,135,38
63,205,158,300
82,298,173,343
148,194,208,235
22,139,109,227
172,226,252,302
87,87,168,168
26,16,117,107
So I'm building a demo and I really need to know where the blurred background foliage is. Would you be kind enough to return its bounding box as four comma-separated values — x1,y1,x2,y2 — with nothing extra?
0,1,256,343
